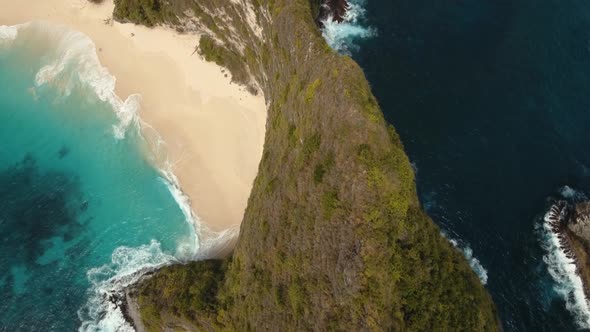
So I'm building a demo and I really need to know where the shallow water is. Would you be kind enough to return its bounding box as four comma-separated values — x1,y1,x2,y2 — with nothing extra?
335,0,590,330
0,22,196,331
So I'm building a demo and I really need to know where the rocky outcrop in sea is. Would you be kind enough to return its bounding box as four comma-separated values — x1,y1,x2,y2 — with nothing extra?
319,0,349,24
546,200,590,297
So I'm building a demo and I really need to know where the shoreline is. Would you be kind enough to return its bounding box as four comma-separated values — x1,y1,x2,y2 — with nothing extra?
544,201,590,327
547,202,590,300
563,229,590,301
0,0,267,249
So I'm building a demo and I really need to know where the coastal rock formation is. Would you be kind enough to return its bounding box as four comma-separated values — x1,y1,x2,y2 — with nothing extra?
319,0,349,23
568,202,590,241
111,0,500,330
547,201,590,298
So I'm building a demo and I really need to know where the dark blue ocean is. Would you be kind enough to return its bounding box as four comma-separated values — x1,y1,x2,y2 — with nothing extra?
324,0,590,330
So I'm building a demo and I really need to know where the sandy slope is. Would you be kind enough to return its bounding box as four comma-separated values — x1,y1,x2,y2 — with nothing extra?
0,0,266,246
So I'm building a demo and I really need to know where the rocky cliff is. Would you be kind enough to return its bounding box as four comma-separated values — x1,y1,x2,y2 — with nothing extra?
547,201,590,301
318,0,349,24
111,0,500,330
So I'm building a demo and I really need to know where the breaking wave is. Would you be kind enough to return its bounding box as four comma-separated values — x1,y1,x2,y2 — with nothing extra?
443,232,489,285
156,145,239,259
538,186,590,329
0,25,18,42
320,0,376,54
77,173,236,331
78,241,179,332
5,22,141,139
0,21,241,331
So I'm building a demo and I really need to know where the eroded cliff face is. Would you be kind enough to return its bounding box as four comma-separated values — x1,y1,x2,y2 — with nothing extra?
113,0,500,330
567,203,590,242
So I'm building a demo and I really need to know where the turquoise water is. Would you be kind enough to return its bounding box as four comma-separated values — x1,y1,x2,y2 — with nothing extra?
0,22,197,331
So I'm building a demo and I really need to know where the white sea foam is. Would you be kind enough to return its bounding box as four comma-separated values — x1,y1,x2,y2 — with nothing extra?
4,21,238,331
78,241,179,332
161,157,240,259
160,167,200,260
443,233,489,285
559,185,588,201
158,157,240,260
321,0,376,54
77,129,214,331
462,246,489,284
196,225,240,259
78,166,238,330
78,225,237,332
0,25,18,42
7,22,140,139
539,187,590,328
540,210,590,329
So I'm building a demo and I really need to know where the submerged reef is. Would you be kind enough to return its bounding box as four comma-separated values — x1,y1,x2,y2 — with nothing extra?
110,0,500,330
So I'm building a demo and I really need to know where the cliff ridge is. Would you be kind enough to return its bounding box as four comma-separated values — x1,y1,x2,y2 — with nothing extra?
111,0,500,330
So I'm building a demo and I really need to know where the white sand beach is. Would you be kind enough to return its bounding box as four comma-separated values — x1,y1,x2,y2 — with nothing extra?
0,0,266,245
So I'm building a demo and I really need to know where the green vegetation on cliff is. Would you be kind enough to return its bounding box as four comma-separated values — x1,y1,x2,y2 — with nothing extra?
113,0,180,26
134,261,227,330
112,0,500,330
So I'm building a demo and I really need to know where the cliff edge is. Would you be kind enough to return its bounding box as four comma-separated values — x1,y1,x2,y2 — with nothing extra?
111,0,500,330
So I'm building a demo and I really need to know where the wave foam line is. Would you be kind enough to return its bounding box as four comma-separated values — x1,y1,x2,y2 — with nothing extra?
321,0,376,54
3,21,240,331
142,117,240,260
78,137,241,331
0,25,19,42
78,240,178,332
159,160,242,258
160,166,200,260
538,188,590,329
9,21,140,139
443,233,489,285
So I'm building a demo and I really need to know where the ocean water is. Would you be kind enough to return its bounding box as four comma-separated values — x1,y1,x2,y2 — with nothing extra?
0,22,197,331
324,0,590,330
321,0,376,55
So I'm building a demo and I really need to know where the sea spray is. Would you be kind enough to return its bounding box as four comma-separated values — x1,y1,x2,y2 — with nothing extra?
320,0,376,54
539,187,590,328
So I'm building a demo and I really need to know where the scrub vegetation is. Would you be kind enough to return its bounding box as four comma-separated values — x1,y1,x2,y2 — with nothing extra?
111,0,500,330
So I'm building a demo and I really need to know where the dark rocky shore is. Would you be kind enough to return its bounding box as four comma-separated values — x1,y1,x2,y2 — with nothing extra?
107,289,145,332
119,288,147,332
318,0,349,24
547,201,590,301
105,270,158,332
